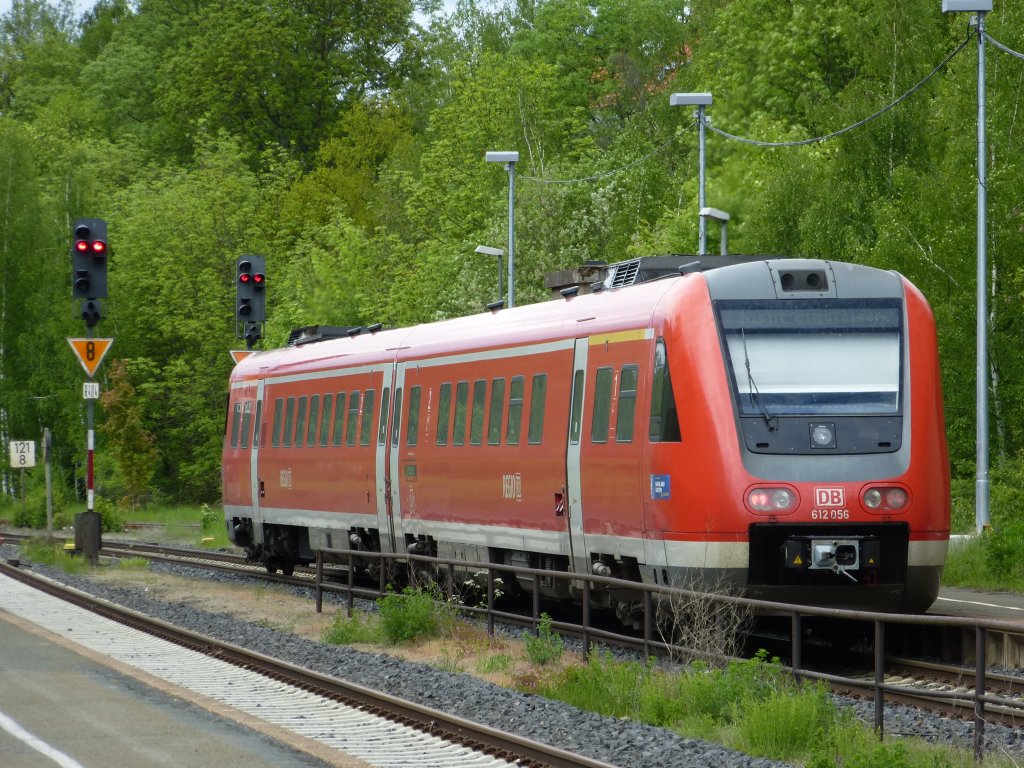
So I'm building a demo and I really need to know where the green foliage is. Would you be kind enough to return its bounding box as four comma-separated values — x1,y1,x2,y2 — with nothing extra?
93,496,125,533
376,586,454,644
524,612,564,665
19,538,90,575
0,0,1022,506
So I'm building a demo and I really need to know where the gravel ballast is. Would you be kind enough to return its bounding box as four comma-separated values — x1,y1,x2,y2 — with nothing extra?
3,545,1022,768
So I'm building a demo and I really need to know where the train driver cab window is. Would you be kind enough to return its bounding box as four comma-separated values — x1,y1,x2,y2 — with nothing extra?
272,397,284,448
346,391,361,446
528,374,547,445
616,365,639,443
506,376,524,445
436,382,452,446
230,401,242,448
488,377,505,445
590,367,613,444
360,389,376,446
332,392,347,446
406,386,421,446
649,340,681,442
453,381,469,446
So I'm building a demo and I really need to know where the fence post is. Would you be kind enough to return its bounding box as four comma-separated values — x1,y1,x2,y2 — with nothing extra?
315,550,323,613
975,627,987,762
874,620,885,738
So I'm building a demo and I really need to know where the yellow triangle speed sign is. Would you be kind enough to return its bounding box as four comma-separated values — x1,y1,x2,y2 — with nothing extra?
68,338,113,378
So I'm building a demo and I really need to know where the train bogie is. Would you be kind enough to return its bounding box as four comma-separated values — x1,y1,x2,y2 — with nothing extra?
222,257,950,614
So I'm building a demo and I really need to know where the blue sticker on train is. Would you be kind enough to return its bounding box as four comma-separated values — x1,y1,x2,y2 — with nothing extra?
650,474,671,500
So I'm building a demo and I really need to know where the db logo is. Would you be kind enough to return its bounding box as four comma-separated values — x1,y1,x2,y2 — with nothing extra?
814,488,845,507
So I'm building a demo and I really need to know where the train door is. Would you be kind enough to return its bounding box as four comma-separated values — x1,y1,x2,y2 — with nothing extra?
566,338,589,574
249,378,266,545
375,363,399,554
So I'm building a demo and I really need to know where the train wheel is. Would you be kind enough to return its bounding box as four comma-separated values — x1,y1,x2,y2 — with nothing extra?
265,559,279,575
280,559,295,577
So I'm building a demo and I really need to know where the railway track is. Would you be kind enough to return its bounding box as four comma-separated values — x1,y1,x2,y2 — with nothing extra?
5,531,1024,746
0,557,617,768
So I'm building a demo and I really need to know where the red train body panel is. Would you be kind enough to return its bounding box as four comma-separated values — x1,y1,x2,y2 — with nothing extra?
223,258,950,613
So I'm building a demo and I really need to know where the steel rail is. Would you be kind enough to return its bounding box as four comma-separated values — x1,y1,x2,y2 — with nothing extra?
0,560,618,768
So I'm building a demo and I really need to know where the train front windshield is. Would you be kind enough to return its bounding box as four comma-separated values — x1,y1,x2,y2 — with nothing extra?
716,299,903,417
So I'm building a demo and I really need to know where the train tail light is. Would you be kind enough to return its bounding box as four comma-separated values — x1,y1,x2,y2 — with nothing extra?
747,487,797,514
862,486,909,513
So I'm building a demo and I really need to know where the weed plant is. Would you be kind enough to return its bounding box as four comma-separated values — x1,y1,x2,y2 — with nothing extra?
524,613,563,665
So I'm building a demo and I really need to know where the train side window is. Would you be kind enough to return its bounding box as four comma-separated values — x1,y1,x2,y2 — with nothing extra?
319,393,333,446
252,400,262,449
332,392,347,446
272,397,284,447
506,376,524,445
306,395,320,447
377,387,391,445
230,402,242,448
470,379,486,445
346,391,361,447
453,381,469,446
406,386,421,446
528,374,547,445
649,339,682,442
391,388,403,446
569,370,585,445
488,378,505,445
616,365,639,443
284,397,295,448
591,367,613,444
295,396,308,448
360,389,376,446
240,402,252,449
436,382,452,446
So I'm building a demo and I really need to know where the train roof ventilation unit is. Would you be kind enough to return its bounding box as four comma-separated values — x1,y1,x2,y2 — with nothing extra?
608,258,641,288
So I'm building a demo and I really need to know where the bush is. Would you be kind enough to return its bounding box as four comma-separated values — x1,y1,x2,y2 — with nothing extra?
93,496,125,533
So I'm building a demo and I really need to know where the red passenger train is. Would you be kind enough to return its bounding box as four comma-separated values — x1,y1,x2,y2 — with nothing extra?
222,257,950,614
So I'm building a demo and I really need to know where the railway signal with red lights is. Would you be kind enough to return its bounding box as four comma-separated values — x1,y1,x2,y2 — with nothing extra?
71,218,108,301
236,254,266,348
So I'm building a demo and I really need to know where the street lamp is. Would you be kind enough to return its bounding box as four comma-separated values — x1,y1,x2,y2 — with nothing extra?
699,207,731,256
943,0,992,532
475,245,505,304
670,92,713,255
485,151,519,308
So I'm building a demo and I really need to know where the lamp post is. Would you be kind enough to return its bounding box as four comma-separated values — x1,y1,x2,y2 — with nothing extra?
475,245,505,304
670,92,713,255
485,151,519,308
943,0,992,532
699,207,731,256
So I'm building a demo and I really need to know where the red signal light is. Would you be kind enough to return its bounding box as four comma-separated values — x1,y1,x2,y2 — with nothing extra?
253,273,265,287
75,240,89,252
91,240,106,255
239,273,251,283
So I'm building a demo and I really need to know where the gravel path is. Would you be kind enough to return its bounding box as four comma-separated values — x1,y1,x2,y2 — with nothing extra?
3,544,1022,768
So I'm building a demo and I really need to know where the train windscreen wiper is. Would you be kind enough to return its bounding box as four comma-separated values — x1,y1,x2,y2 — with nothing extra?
741,329,778,432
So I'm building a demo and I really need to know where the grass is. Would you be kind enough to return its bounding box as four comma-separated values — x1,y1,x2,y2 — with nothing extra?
19,539,91,574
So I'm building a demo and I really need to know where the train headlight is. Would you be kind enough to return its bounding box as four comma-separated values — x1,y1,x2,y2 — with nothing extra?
747,487,797,514
862,485,909,512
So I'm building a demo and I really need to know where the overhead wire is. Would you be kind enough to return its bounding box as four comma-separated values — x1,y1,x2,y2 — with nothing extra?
985,32,1024,61
708,30,977,148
